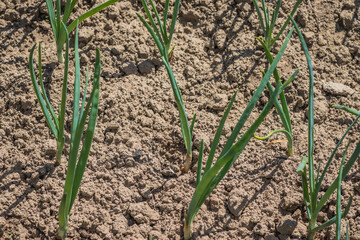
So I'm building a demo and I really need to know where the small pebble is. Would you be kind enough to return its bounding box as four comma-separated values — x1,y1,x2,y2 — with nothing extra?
133,150,142,160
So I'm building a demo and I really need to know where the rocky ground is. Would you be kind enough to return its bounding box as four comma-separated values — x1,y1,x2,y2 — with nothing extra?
1,0,360,239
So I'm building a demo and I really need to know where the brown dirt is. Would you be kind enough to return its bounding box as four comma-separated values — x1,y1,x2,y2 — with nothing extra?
1,0,360,239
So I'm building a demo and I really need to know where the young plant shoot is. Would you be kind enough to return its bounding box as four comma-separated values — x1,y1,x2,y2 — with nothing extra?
29,22,70,165
252,0,303,156
57,24,101,239
184,28,298,239
45,0,119,62
291,17,360,239
137,0,196,172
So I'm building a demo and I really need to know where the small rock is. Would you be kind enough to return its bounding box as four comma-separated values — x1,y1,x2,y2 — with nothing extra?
277,217,297,235
280,193,303,212
117,185,133,202
317,211,327,222
253,223,268,236
13,130,29,140
313,100,329,123
292,209,302,220
4,9,19,21
334,46,352,65
182,9,201,22
121,62,138,75
128,202,160,224
79,230,91,238
138,60,155,75
140,187,153,199
40,21,51,31
292,222,307,239
228,188,249,217
133,150,142,160
210,93,228,110
79,28,94,44
105,132,114,144
80,188,94,199
161,165,177,177
21,97,33,110
111,45,124,56
343,0,355,8
303,31,315,46
264,234,279,240
209,196,220,211
151,58,163,66
44,139,57,155
125,158,135,167
80,54,89,64
278,234,290,240
107,5,119,19
184,66,196,78
323,82,354,96
14,160,24,170
97,224,111,238
296,9,307,27
112,215,128,234
340,10,353,30
106,123,119,131
214,29,227,50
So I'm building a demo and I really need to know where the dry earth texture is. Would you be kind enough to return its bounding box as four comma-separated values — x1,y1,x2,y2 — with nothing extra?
1,0,360,239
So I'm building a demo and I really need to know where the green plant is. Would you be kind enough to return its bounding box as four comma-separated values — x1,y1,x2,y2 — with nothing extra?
45,0,119,62
184,27,298,239
333,105,360,116
137,0,196,172
291,17,360,240
29,22,70,165
252,0,303,156
55,25,101,239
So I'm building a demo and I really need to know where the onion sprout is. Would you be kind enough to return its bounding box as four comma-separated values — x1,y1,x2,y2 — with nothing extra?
137,0,196,172
291,16,359,239
252,0,303,156
56,23,101,239
29,22,70,165
45,0,119,62
184,27,298,239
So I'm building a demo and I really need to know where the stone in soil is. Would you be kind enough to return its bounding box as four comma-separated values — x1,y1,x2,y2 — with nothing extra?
277,217,297,235
323,82,355,96
280,193,303,212
128,202,160,224
227,188,249,217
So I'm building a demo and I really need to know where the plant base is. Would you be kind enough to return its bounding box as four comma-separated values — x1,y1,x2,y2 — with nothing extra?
57,52,64,63
184,223,192,240
287,145,294,157
183,153,192,173
56,225,67,240
56,140,64,165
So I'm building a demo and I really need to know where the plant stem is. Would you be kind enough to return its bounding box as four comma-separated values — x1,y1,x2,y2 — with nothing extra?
184,219,192,240
308,229,315,240
57,50,65,63
183,152,192,173
57,223,67,240
308,216,317,240
56,140,64,165
287,140,294,156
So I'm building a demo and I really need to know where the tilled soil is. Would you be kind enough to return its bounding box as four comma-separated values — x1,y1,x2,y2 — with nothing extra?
1,0,360,239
